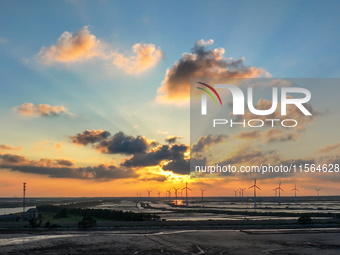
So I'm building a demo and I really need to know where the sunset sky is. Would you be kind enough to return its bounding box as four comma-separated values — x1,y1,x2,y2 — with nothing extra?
0,1,340,197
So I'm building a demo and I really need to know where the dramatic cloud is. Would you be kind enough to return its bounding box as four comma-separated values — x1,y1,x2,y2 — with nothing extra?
0,153,137,180
113,43,163,74
165,135,182,144
95,132,157,155
121,144,189,168
38,26,102,64
318,143,340,154
70,130,158,155
0,145,22,151
70,129,111,145
192,134,228,153
157,39,270,103
13,103,71,117
162,158,190,175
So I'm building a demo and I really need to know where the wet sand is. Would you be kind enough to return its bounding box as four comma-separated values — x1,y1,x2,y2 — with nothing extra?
1,227,340,254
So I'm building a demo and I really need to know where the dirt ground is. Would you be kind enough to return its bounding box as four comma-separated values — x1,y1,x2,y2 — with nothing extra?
1,228,340,254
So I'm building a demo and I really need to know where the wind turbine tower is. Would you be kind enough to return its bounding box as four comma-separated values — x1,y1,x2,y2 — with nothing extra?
315,188,321,200
275,182,284,205
248,179,261,208
200,188,206,202
233,189,238,198
273,188,278,201
240,188,246,202
182,182,192,207
173,187,179,205
291,184,299,203
147,190,152,198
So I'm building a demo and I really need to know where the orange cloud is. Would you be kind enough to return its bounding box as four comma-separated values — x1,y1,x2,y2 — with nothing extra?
113,43,163,74
157,39,270,104
38,26,102,64
0,145,22,151
13,103,70,117
318,143,340,154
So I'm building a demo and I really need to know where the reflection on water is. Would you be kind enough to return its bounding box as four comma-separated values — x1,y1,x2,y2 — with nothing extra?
88,198,340,221
0,206,35,215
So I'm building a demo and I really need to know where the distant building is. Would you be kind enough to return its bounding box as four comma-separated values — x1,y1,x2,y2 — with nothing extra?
21,208,38,220
0,214,18,222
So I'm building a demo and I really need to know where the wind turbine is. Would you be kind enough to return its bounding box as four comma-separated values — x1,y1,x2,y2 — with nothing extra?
275,182,284,205
200,188,206,202
182,182,192,207
291,184,299,203
273,188,278,201
157,191,161,197
147,190,152,198
248,178,261,208
173,187,179,205
240,188,246,202
315,188,321,200
167,189,172,202
233,189,238,198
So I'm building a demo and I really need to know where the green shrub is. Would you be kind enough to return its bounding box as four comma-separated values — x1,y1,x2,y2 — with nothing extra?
78,216,96,228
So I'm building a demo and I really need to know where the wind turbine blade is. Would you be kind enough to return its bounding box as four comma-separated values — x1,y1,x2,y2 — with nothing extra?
256,186,261,190
248,185,254,189
188,188,192,191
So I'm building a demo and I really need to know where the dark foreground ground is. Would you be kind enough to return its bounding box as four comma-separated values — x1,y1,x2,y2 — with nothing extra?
1,227,340,255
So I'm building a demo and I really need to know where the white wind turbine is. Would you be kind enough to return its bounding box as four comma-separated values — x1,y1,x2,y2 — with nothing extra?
248,178,261,208
291,184,299,204
275,182,284,205
200,188,206,202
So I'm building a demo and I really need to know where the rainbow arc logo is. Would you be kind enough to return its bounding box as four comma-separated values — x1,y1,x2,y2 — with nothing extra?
196,82,222,106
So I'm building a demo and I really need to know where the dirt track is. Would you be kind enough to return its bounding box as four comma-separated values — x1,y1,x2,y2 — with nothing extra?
1,228,340,254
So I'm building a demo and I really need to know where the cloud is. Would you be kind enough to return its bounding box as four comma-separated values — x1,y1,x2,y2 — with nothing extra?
0,145,22,151
70,129,111,145
218,146,280,166
238,96,319,131
121,144,189,168
0,153,137,180
318,143,340,154
234,130,261,140
192,134,228,153
162,158,190,175
247,79,292,88
95,132,157,155
263,129,299,143
113,43,163,74
156,39,270,103
38,26,102,64
36,26,162,73
165,135,182,144
53,143,63,150
13,103,71,117
71,130,158,155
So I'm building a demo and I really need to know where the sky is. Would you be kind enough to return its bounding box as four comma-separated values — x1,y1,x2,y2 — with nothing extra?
0,0,340,197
